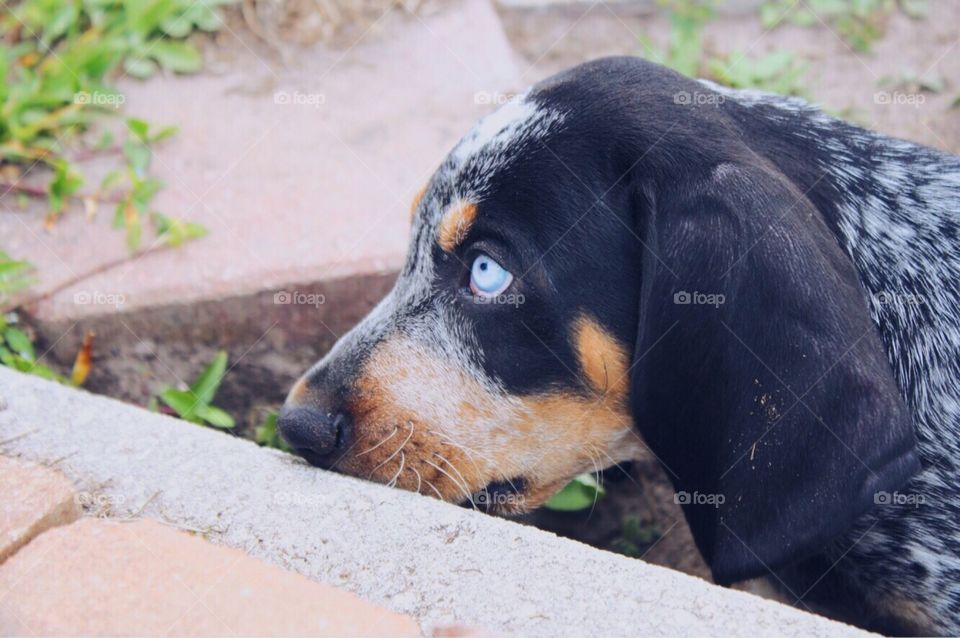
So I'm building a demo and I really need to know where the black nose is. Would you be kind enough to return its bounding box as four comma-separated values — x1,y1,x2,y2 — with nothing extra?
277,406,352,469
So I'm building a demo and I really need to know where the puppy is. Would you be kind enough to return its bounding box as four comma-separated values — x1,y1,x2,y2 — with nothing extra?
279,57,960,635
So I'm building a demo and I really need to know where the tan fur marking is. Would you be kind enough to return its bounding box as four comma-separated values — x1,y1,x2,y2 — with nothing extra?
437,201,478,252
286,376,309,405
572,314,630,402
342,334,644,513
409,184,427,221
874,595,939,636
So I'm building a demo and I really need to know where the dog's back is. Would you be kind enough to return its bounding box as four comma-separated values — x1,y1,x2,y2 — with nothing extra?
708,81,960,634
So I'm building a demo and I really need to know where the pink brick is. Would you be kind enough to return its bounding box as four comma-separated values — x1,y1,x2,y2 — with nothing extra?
0,455,78,564
0,518,420,637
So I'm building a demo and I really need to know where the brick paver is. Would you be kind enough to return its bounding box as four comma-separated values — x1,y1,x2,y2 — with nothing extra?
0,455,78,564
0,518,420,637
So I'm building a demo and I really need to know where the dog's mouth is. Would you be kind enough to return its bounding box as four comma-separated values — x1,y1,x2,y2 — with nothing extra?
463,477,529,514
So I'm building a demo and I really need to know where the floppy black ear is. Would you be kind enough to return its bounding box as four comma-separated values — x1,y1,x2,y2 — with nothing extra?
631,163,920,585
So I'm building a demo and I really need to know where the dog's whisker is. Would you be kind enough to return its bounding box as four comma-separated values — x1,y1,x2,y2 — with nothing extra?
434,450,474,495
367,423,414,478
356,426,399,458
388,451,405,488
430,430,524,496
424,457,475,509
586,450,602,520
594,448,641,489
408,466,423,494
423,479,443,500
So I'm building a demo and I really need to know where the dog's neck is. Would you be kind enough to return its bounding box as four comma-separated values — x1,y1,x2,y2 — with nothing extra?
707,81,960,632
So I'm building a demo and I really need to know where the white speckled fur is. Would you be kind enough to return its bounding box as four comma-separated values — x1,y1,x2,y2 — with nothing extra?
707,79,960,632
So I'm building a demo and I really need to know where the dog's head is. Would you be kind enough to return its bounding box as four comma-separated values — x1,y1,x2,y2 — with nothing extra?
279,57,919,584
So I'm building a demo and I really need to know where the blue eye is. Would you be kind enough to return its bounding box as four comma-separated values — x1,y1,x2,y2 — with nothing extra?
470,254,513,297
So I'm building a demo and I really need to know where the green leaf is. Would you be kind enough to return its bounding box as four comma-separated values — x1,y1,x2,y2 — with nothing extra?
132,177,163,209
255,411,291,450
0,252,34,299
150,40,202,73
124,205,142,251
3,327,35,361
122,139,151,176
159,387,199,421
150,125,178,143
96,130,115,150
543,474,605,512
19,360,61,381
48,160,84,215
191,5,223,31
159,15,193,38
123,56,159,79
127,118,150,142
153,213,207,247
190,350,228,406
194,403,235,428
900,0,927,19
100,170,123,192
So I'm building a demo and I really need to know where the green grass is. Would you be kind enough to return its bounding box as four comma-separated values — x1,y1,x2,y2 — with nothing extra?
0,0,234,378
155,350,236,428
759,0,926,53
639,0,809,97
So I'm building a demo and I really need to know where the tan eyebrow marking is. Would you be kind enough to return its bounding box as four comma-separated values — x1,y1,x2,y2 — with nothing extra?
437,201,478,253
409,184,427,222
286,375,310,405
572,314,629,402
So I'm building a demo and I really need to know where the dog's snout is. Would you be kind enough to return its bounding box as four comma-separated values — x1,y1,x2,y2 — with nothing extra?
277,405,352,468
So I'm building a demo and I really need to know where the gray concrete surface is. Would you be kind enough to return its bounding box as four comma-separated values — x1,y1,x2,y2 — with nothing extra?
0,367,871,637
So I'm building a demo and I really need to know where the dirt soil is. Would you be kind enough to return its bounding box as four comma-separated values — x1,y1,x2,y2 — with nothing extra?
497,1,960,151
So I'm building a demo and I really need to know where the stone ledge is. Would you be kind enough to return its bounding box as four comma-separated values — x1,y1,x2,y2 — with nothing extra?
0,367,872,637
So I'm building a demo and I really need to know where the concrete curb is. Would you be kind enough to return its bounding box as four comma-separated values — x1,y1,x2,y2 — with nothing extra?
0,368,871,637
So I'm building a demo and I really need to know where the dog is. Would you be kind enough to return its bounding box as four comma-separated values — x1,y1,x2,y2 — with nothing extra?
277,57,960,635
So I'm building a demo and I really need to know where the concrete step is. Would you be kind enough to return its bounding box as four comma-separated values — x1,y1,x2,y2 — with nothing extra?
0,367,873,637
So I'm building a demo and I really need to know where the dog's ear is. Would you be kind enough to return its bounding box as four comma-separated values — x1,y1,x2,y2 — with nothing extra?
630,164,920,585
